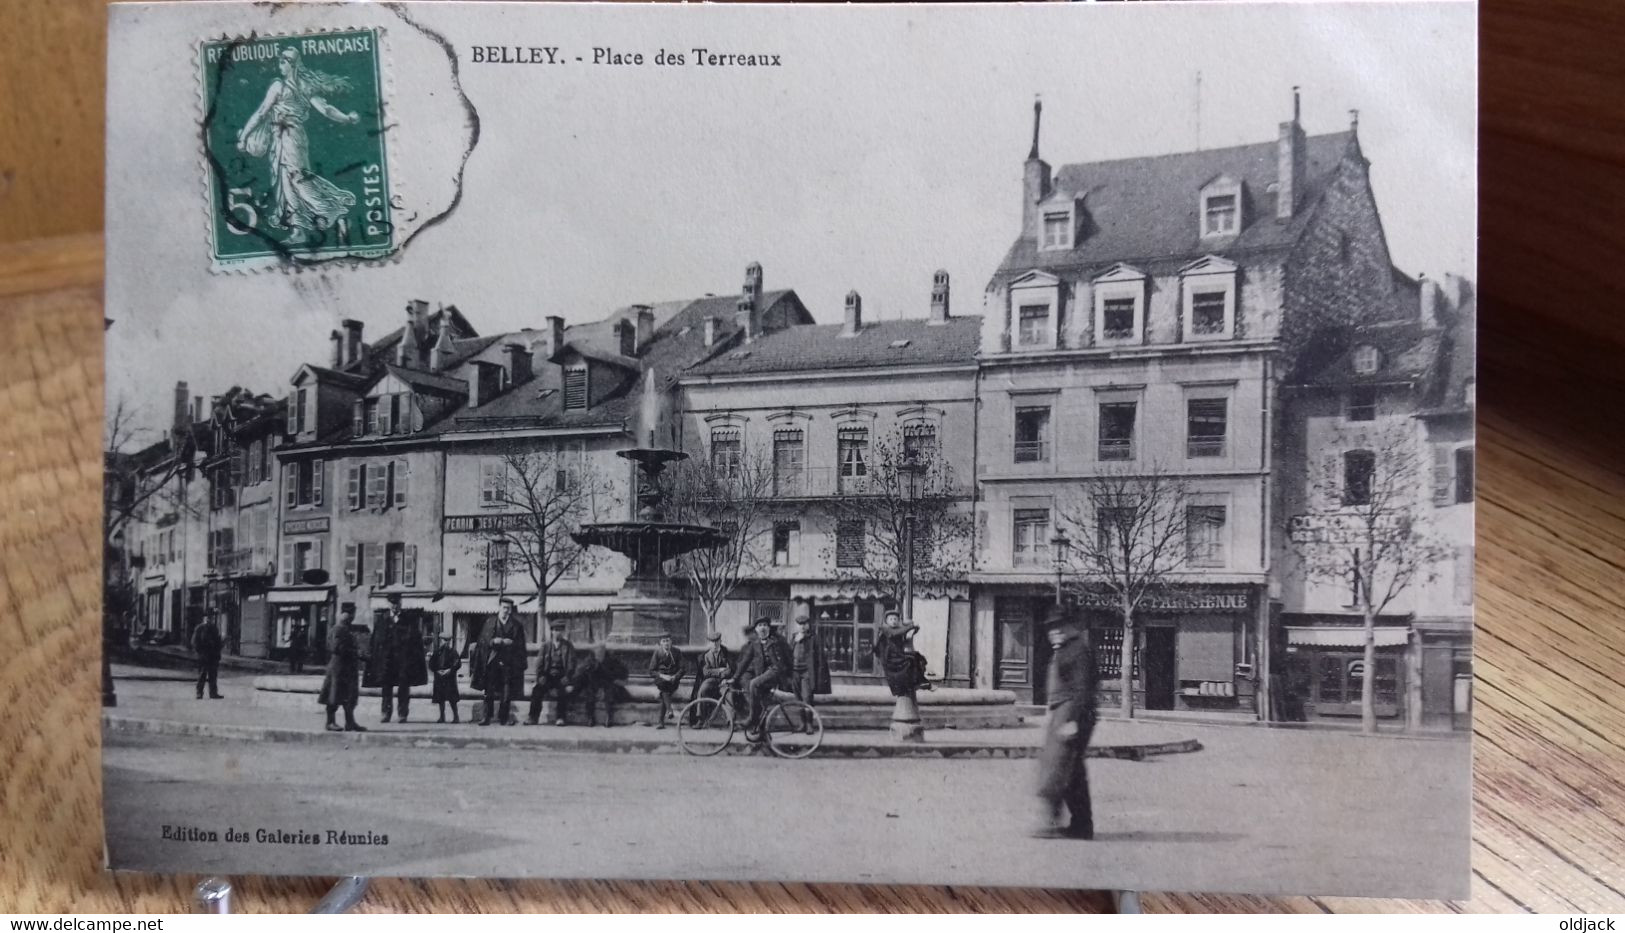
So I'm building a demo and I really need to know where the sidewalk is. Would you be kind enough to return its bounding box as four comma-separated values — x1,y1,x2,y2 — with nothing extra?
104,672,1202,760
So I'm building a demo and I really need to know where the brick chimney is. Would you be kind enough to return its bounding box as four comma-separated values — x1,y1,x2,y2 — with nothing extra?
173,381,189,434
737,262,763,340
929,269,951,325
1418,274,1442,329
192,395,204,424
430,315,456,370
841,291,863,337
330,330,344,368
743,261,763,308
636,305,655,354
735,296,757,343
342,319,364,367
703,316,719,347
504,343,532,384
1276,86,1307,220
1023,96,1052,240
542,316,565,360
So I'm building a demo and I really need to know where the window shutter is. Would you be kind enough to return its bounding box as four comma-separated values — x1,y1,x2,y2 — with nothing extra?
284,467,297,508
372,544,386,586
345,543,361,587
353,400,365,437
347,465,361,510
313,459,325,505
367,464,385,508
1318,453,1341,509
1431,444,1454,507
404,545,417,587
280,542,294,586
394,459,409,507
232,449,245,488
378,397,393,436
312,538,324,570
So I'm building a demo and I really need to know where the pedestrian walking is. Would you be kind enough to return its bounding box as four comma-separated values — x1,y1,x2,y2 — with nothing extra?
190,615,224,699
1033,608,1097,840
365,595,428,723
874,610,932,698
574,643,625,727
287,620,308,674
790,611,831,733
687,631,734,724
648,632,684,729
472,598,527,726
730,617,791,735
319,605,366,732
429,634,462,724
526,620,576,725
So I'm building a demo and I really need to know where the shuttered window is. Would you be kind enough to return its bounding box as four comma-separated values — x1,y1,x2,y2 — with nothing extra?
563,367,588,411
347,464,362,510
392,459,410,507
836,520,865,567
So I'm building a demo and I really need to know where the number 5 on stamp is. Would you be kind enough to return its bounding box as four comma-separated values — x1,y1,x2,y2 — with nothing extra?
200,28,394,267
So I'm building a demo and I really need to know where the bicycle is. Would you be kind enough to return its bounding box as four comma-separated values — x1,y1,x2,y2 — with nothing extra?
677,683,824,759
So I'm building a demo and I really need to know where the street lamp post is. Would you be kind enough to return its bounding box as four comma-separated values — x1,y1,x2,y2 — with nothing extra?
1050,528,1071,607
892,450,929,743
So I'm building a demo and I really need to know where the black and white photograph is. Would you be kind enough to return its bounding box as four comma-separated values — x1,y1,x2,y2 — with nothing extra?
101,0,1477,899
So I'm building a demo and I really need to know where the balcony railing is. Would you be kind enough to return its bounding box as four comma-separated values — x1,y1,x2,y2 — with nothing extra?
1098,438,1134,461
1186,437,1225,458
759,466,969,500
1013,440,1048,463
213,548,273,578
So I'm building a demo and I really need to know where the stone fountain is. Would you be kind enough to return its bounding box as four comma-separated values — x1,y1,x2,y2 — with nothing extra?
573,448,723,646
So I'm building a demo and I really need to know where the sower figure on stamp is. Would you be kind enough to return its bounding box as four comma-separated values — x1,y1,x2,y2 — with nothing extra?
527,620,576,726
730,617,792,736
687,631,734,725
190,614,224,700
574,643,626,728
473,597,527,726
429,634,462,724
287,620,308,674
648,633,685,729
319,605,366,732
366,595,427,724
791,610,832,733
1034,607,1098,840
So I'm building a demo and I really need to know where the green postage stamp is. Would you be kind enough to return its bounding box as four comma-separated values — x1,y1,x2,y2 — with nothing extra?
200,28,394,267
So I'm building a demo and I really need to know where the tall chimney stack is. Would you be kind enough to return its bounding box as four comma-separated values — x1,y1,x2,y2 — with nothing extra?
703,316,719,347
636,306,656,354
736,296,757,343
543,316,565,360
503,343,531,385
430,315,456,370
841,291,863,337
342,319,364,367
173,381,190,434
1276,86,1307,220
929,269,951,324
330,330,344,368
1023,96,1053,239
1418,274,1441,330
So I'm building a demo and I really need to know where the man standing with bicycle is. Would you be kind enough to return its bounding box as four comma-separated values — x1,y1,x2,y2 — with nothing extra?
729,617,791,736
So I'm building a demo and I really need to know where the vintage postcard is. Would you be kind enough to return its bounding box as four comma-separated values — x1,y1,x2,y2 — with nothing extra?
103,1,1477,898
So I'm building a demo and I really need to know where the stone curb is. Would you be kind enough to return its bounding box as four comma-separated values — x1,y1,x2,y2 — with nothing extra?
103,714,1203,761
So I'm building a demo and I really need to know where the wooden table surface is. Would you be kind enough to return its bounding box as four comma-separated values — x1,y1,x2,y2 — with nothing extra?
0,233,1622,914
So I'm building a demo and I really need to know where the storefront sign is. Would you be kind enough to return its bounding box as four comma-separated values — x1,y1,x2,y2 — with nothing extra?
1288,513,1402,544
1074,587,1251,613
282,516,330,535
444,514,529,533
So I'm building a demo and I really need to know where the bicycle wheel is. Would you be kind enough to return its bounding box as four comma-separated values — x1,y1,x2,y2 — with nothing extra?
677,698,734,756
762,700,823,759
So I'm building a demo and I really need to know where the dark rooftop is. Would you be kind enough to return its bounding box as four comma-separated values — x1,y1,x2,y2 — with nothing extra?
685,315,982,378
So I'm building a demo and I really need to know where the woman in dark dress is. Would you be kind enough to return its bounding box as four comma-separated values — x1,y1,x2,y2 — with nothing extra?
319,606,366,732
429,634,463,723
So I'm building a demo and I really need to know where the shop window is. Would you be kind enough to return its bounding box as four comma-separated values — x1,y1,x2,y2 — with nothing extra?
811,601,877,674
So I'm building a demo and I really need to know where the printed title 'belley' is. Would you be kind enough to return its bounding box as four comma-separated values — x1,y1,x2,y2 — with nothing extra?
469,45,782,67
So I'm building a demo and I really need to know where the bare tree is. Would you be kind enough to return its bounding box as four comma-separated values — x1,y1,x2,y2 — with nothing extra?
104,397,198,550
1291,419,1447,733
666,448,775,636
1055,464,1193,719
821,434,973,615
474,441,619,621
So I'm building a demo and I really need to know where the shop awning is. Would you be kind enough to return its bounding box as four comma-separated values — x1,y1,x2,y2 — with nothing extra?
366,593,442,611
1286,626,1410,648
410,594,614,615
267,588,331,605
789,582,968,602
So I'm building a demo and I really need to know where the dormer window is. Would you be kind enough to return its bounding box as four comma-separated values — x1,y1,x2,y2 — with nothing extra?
1203,193,1238,237
1041,210,1072,250
1006,270,1062,352
1018,304,1051,346
1178,255,1239,342
1352,345,1381,375
563,366,588,411
1091,263,1147,347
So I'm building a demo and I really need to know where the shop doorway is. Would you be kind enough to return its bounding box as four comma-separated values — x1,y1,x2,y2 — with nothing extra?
1143,627,1177,710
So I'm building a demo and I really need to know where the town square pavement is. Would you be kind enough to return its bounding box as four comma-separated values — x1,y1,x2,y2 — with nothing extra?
102,671,1470,898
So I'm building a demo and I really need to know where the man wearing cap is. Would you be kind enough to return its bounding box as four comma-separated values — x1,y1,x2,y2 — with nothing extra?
730,617,792,735
687,631,734,723
319,604,366,732
526,619,576,726
873,609,932,698
474,598,527,726
1034,608,1098,840
573,642,626,727
365,595,428,724
790,610,831,733
190,614,225,700
647,632,685,729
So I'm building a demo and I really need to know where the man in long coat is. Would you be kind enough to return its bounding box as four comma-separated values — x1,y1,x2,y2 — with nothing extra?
287,620,309,674
1034,608,1098,840
190,615,224,699
688,631,734,723
474,598,527,726
365,596,428,723
730,617,792,733
526,619,576,725
319,605,366,732
790,611,832,733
